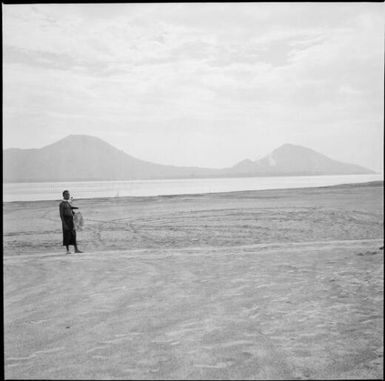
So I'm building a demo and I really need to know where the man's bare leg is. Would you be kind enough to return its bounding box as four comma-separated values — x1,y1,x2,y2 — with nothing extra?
75,244,83,253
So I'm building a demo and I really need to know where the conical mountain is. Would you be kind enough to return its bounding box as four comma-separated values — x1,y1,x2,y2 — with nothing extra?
3,135,218,182
230,143,375,176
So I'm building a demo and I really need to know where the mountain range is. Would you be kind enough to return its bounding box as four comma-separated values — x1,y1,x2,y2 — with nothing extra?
3,135,375,182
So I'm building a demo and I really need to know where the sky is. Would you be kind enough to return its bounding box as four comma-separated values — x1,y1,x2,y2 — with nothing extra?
2,3,384,172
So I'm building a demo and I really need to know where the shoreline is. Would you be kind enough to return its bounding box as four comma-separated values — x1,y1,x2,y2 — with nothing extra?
3,179,383,205
3,171,382,184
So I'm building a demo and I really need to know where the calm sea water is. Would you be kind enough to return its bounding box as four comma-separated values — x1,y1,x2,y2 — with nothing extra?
3,174,383,202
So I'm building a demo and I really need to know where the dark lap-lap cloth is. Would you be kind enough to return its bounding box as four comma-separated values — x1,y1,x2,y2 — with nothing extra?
62,216,77,246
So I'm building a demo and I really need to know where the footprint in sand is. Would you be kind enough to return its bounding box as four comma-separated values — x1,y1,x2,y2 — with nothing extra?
86,346,106,354
7,354,36,362
92,355,108,360
29,319,50,325
357,251,379,256
100,337,129,345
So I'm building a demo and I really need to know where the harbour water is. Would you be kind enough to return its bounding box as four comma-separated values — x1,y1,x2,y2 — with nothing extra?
3,174,383,202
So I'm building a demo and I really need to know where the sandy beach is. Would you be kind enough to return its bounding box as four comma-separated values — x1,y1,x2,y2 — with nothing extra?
3,181,384,379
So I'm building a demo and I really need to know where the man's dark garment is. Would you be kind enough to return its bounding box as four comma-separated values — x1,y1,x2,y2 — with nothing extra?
59,201,77,246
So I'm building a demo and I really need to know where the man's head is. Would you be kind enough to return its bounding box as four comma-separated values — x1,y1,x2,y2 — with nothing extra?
63,190,70,200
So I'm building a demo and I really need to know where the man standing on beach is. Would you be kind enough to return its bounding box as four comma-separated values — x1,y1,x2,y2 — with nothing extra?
59,190,83,254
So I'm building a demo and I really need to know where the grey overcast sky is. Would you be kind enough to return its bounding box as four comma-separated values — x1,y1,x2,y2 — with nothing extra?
3,3,384,171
